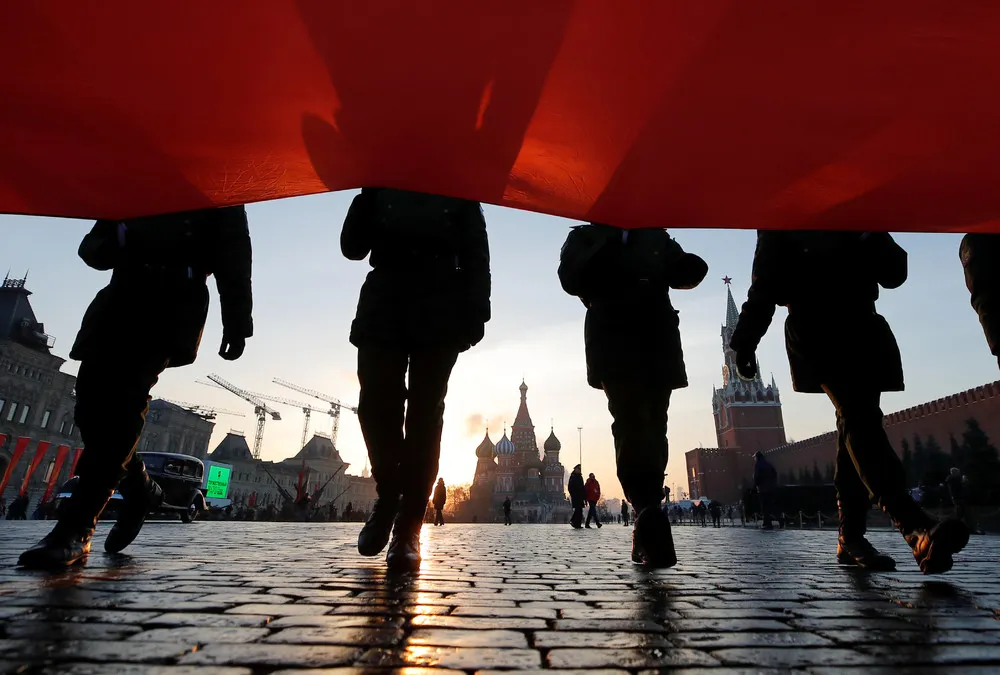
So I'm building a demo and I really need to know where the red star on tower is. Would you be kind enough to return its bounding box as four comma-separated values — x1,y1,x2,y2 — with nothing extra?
722,276,732,285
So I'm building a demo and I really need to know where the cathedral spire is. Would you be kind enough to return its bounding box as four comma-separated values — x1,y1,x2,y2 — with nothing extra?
513,380,533,428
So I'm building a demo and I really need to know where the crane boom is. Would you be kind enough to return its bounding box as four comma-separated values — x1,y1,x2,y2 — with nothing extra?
273,378,358,447
245,391,329,448
206,374,281,459
161,398,245,420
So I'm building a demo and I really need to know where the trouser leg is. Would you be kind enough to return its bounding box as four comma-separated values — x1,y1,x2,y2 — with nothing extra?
357,346,409,501
961,234,1000,364
399,348,459,521
604,379,671,511
822,383,930,530
834,409,873,540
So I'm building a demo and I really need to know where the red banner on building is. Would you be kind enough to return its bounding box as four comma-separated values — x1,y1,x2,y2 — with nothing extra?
0,436,31,498
67,447,84,478
19,441,51,496
40,445,71,504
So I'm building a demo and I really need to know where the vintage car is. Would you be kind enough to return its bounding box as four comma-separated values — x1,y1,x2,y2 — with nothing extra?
53,477,123,521
139,452,207,523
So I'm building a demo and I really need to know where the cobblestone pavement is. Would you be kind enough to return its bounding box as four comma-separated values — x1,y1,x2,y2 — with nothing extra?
1,522,999,674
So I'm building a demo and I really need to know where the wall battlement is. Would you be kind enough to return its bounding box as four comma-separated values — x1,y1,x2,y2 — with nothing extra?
884,381,1000,426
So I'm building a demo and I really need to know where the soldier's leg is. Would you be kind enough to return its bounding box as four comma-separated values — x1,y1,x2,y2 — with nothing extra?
960,234,1000,367
390,347,459,571
356,345,409,556
19,355,163,569
823,382,968,574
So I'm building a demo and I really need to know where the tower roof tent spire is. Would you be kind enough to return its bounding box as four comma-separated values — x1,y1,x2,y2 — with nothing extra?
724,277,740,330
513,379,533,428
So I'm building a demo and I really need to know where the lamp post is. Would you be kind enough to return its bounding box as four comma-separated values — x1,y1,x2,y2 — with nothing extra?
577,426,582,468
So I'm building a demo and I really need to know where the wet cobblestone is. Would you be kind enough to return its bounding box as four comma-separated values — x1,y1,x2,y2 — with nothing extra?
0,521,998,673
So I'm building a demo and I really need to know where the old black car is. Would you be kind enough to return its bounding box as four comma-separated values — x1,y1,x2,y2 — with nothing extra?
140,452,207,523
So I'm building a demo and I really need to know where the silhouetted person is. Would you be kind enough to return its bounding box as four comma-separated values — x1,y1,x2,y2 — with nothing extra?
709,500,722,528
621,500,630,527
753,451,778,530
584,473,602,528
345,188,490,572
730,230,968,574
945,467,970,525
344,501,353,521
502,496,512,525
559,223,707,567
7,494,28,520
568,464,585,528
19,206,253,569
432,477,447,526
960,234,1000,369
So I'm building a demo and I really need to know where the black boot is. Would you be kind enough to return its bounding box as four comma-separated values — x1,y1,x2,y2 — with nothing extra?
105,473,164,553
888,498,969,574
631,504,677,568
18,484,114,570
836,500,896,571
386,510,422,573
358,496,400,556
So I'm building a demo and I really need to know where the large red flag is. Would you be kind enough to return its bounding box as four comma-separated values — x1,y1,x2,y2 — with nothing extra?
67,447,84,478
40,445,71,504
19,441,51,496
0,437,31,498
2,2,1000,232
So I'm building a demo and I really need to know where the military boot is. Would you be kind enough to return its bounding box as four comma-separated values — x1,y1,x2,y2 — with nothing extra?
888,499,969,574
18,483,114,569
386,507,423,573
631,504,677,568
836,500,896,571
358,496,400,556
105,470,164,553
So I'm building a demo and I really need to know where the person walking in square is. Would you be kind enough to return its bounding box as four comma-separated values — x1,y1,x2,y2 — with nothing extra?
559,222,707,566
621,500,630,526
502,496,512,525
344,188,491,572
584,473,603,528
730,230,968,574
432,477,447,526
567,464,585,528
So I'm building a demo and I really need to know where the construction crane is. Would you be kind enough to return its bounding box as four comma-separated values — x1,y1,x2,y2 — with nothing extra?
161,399,245,422
273,378,357,448
206,374,281,459
245,392,331,448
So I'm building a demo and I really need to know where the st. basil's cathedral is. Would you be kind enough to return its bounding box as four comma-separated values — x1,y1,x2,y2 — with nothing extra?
466,381,571,523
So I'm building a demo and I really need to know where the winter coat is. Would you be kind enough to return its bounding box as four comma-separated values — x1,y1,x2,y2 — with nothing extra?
754,456,778,491
567,471,585,508
730,231,905,394
502,497,511,512
584,477,601,503
960,233,1000,357
558,224,708,390
342,188,491,352
70,206,253,367
432,482,447,509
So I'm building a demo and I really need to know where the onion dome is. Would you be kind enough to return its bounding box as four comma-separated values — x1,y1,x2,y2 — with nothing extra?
495,432,515,456
543,429,561,454
524,454,543,470
475,432,494,459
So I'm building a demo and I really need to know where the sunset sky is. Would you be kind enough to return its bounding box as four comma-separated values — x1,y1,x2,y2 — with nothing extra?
2,193,995,499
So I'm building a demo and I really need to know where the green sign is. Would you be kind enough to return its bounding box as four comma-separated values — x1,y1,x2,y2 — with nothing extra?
205,465,231,499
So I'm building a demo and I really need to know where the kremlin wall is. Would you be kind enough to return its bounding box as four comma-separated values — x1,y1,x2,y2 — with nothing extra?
686,284,1000,504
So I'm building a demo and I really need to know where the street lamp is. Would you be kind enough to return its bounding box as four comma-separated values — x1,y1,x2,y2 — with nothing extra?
577,426,582,468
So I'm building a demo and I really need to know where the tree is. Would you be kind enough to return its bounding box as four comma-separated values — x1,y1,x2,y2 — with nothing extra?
924,435,951,488
958,418,1000,505
911,435,927,486
798,467,810,485
811,462,823,485
444,484,471,514
824,462,835,483
900,438,913,486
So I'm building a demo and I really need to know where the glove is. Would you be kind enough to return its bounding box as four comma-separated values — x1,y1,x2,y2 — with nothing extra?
735,348,757,380
219,335,246,361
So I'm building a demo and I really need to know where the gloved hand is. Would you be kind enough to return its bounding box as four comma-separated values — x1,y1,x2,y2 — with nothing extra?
219,335,246,361
735,349,757,380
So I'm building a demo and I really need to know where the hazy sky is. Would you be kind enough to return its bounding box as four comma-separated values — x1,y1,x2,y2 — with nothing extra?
2,195,995,499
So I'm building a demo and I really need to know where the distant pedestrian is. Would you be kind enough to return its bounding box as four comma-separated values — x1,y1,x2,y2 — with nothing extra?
584,473,602,528
709,501,722,528
502,496,512,525
432,478,447,526
344,501,353,521
621,500,630,527
568,465,585,529
753,452,778,530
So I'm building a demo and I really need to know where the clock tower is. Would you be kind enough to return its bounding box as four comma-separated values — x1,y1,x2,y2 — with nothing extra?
713,279,787,452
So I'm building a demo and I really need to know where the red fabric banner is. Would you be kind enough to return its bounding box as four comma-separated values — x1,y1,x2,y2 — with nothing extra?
2,2,1000,232
41,445,70,504
0,436,30,498
19,441,51,496
67,448,84,478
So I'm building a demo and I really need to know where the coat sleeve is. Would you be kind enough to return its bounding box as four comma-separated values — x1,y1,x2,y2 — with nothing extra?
213,206,254,339
663,237,709,290
77,220,124,270
558,225,614,300
341,189,379,261
862,232,907,289
729,231,782,353
460,202,492,324
961,233,1000,356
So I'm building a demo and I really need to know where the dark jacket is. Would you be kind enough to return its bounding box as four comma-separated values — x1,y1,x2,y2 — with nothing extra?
70,206,253,367
753,455,778,491
730,231,905,393
342,188,491,352
432,482,447,509
502,497,511,512
567,471,585,508
960,233,1000,358
558,224,708,389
